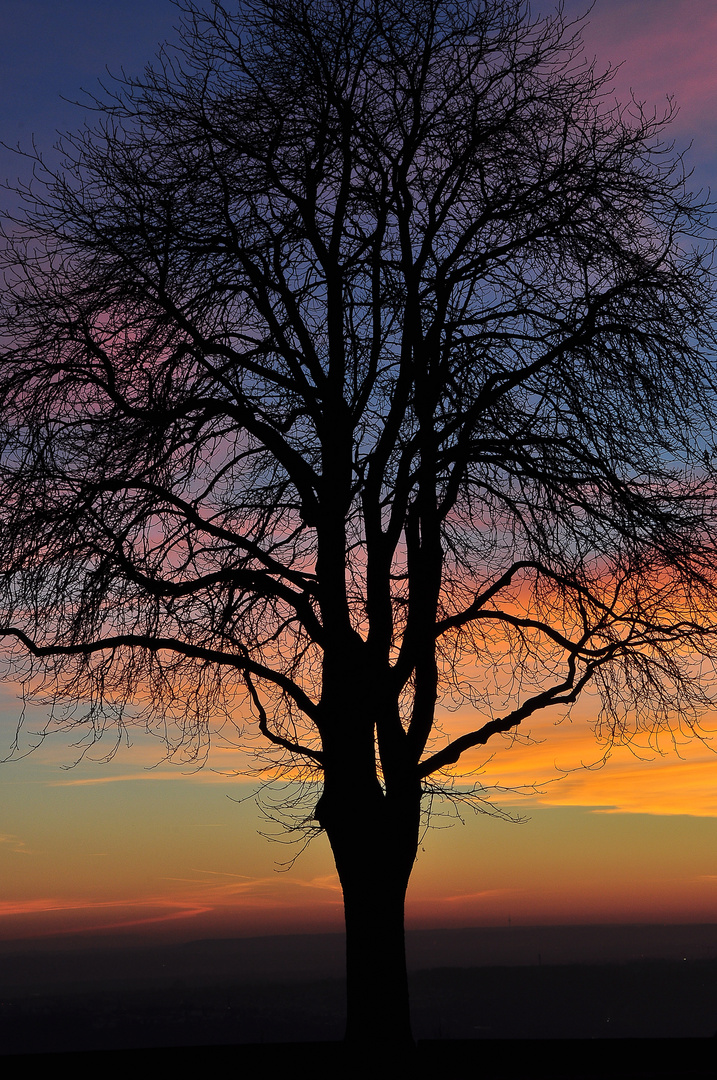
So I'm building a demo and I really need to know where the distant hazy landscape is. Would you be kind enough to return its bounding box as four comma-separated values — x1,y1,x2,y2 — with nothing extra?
3,923,717,1054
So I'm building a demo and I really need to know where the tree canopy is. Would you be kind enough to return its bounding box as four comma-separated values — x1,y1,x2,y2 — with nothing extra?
2,0,717,1048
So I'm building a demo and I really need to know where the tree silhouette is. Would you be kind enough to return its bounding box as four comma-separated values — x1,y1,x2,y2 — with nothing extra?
2,0,717,1049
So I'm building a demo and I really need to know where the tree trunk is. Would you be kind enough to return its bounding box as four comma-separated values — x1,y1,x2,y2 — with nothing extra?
340,851,413,1048
318,779,420,1050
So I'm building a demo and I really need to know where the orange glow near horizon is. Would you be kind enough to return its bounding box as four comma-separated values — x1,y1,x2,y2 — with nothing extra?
3,673,717,946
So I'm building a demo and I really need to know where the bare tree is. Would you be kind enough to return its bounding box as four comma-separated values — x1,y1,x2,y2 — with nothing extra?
2,0,717,1049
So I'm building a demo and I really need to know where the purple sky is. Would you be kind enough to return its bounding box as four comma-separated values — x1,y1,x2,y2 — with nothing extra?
2,1,715,191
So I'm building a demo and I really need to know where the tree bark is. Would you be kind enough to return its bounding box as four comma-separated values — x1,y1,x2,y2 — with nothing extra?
317,777,420,1049
340,841,413,1048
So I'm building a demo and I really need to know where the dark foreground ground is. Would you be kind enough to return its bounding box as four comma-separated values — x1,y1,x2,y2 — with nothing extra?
2,927,717,1075
0,1039,713,1078
2,966,717,1077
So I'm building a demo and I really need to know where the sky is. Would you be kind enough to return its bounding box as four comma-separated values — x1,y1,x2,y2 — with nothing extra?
2,0,717,950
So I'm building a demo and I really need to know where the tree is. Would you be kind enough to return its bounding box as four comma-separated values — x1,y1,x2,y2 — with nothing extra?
1,0,717,1050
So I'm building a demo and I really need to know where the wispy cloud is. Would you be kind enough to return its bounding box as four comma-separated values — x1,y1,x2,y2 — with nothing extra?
0,833,31,855
47,771,181,786
0,896,211,925
174,868,342,897
439,698,717,816
442,889,516,903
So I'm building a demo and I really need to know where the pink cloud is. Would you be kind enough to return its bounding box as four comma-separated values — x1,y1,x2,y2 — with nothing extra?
580,1,717,135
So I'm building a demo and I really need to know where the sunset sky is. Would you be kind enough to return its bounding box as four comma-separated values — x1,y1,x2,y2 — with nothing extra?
2,0,717,948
